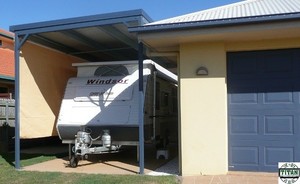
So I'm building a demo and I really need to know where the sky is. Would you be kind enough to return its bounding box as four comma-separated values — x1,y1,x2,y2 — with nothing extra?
1,0,242,31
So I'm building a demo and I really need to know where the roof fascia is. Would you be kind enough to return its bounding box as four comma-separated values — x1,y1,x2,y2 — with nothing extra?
130,13,300,33
0,32,14,40
0,75,15,81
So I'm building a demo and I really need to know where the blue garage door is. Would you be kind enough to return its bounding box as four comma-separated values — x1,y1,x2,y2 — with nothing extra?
227,49,300,172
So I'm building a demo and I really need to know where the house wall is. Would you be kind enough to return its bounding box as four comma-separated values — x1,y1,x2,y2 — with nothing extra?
179,38,300,176
179,42,227,176
20,43,83,138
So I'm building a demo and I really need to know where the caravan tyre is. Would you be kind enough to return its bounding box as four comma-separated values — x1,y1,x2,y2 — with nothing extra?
70,156,79,168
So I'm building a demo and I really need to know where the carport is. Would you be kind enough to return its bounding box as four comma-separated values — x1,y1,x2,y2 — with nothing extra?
10,9,177,174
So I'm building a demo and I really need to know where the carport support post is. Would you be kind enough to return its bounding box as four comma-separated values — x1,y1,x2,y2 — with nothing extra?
13,33,29,170
138,42,145,174
14,35,21,170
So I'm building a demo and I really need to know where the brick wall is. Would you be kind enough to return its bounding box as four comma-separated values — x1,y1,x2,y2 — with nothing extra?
0,29,14,78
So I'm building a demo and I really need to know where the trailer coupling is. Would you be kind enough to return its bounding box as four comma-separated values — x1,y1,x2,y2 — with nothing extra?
69,129,121,168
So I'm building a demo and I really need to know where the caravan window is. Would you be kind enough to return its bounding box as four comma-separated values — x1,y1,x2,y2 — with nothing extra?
94,65,129,76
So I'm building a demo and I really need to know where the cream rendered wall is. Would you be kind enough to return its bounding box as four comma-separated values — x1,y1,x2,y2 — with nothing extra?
20,43,83,138
225,38,300,52
179,38,300,176
179,42,227,176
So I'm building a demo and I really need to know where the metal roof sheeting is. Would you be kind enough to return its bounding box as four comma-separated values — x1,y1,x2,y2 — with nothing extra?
147,0,300,25
10,10,153,62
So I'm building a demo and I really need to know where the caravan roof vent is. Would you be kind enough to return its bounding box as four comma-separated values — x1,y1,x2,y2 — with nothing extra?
94,65,129,76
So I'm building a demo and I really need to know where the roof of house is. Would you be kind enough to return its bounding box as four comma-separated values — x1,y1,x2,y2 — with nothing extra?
0,29,14,40
131,0,300,32
149,0,300,25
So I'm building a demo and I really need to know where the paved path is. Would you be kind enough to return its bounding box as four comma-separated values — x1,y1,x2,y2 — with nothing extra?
179,172,277,184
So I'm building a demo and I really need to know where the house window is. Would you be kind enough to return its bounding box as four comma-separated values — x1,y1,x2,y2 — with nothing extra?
0,40,2,47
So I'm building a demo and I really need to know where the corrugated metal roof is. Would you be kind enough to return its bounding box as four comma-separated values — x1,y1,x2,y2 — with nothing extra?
147,0,300,25
10,10,151,62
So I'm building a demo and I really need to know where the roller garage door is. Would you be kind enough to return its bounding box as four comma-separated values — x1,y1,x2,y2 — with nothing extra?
227,48,300,172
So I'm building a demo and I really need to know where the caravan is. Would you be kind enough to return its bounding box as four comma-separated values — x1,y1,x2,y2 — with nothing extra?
56,60,177,167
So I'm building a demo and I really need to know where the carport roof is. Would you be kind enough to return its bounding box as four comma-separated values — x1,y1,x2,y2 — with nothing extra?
10,9,156,63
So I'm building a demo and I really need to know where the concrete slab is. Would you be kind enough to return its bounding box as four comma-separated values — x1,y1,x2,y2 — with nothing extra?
21,144,176,175
23,156,155,175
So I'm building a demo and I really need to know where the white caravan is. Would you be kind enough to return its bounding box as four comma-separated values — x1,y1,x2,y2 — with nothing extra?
56,60,178,167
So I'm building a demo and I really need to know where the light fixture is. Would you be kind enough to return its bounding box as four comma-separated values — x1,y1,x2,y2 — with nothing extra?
196,66,208,76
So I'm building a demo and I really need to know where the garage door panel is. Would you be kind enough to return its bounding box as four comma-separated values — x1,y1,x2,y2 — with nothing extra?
263,91,293,104
229,115,297,136
229,141,300,171
228,50,298,79
230,146,259,166
264,115,294,135
230,116,258,135
228,49,300,172
265,147,294,166
229,81,300,95
262,53,293,74
229,92,258,104
227,54,258,75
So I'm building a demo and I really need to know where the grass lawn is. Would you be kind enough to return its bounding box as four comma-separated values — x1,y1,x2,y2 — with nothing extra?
0,152,179,184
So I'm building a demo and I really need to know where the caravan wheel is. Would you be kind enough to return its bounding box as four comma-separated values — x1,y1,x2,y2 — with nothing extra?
69,155,79,168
